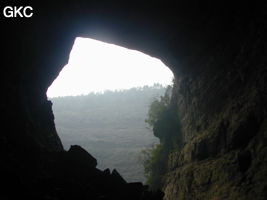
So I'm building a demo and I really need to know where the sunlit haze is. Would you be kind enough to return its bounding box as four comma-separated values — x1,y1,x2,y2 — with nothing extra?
47,37,173,97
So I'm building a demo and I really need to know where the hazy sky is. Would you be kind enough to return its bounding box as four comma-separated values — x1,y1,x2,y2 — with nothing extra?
47,37,173,97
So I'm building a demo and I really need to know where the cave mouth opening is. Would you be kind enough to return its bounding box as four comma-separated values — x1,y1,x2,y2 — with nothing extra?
47,37,173,97
47,37,173,183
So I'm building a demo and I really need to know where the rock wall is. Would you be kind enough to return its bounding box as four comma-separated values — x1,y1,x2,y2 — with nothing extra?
164,9,267,200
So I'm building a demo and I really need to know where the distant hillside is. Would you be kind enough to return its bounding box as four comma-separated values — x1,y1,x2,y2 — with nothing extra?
50,84,167,182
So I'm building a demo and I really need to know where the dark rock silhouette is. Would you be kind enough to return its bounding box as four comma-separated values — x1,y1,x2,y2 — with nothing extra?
68,145,97,168
1,144,163,199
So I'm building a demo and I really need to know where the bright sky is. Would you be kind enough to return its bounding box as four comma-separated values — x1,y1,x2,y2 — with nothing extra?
47,37,173,97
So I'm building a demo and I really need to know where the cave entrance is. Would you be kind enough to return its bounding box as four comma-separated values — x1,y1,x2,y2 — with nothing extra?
47,37,173,183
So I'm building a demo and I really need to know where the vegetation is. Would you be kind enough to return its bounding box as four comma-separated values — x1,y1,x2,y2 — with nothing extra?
145,85,172,128
140,144,166,189
141,82,181,190
50,84,167,182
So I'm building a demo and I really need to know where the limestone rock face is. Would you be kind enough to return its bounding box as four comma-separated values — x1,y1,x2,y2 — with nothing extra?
1,1,267,199
165,60,267,199
163,6,267,199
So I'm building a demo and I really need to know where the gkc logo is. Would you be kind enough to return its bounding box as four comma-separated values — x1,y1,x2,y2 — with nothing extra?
3,6,33,18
